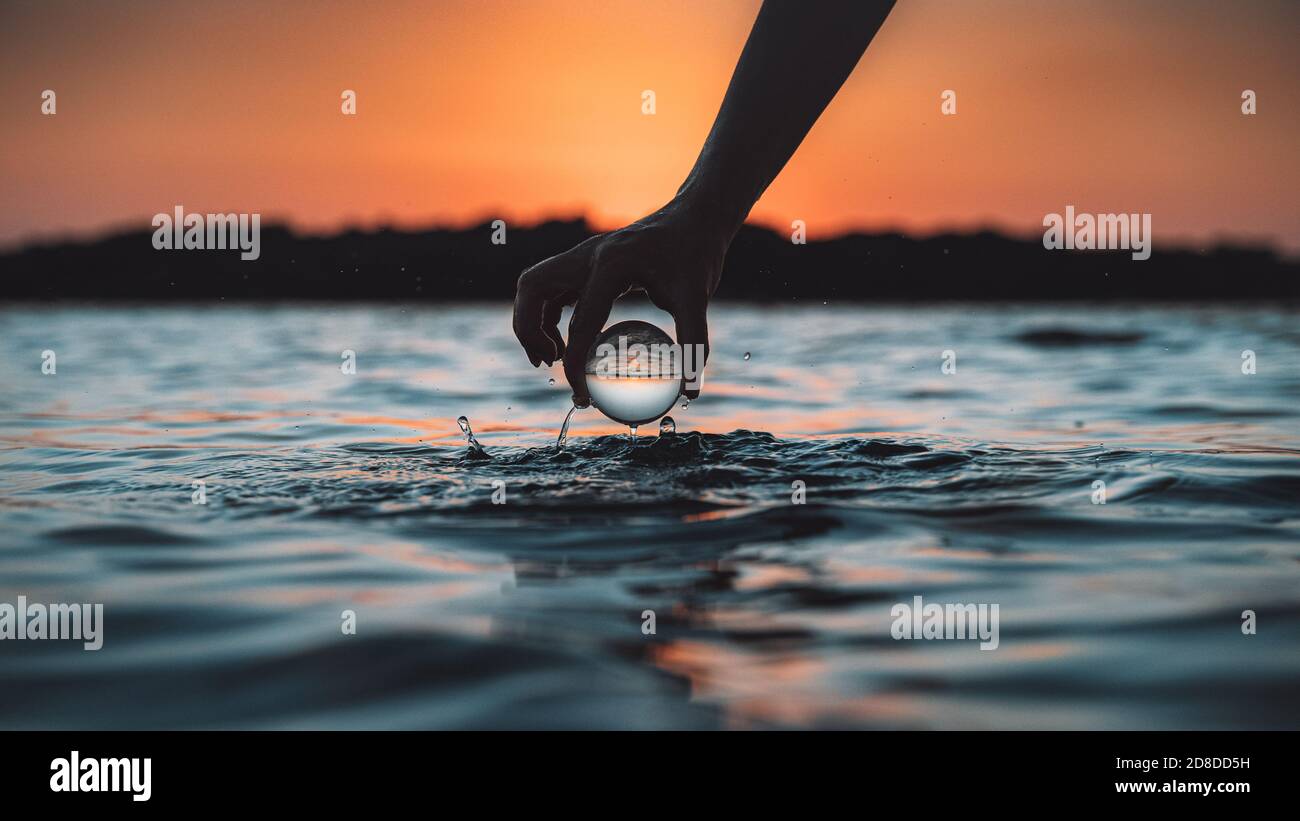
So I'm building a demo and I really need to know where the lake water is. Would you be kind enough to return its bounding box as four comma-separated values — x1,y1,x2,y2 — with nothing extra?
1,303,1297,729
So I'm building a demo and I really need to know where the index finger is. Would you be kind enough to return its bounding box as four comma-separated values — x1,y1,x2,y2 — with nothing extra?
562,271,631,406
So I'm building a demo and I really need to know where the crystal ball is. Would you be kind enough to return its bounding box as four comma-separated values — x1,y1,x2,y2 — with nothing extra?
584,320,684,426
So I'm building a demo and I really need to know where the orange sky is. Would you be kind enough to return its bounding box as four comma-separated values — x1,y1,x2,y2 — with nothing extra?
2,0,1297,252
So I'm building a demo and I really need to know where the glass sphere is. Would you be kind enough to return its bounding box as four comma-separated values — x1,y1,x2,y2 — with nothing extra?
584,320,683,426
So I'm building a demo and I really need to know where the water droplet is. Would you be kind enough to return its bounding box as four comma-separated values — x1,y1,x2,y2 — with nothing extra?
556,404,577,450
659,416,675,435
680,399,690,409
743,352,751,361
457,415,487,455
547,377,555,386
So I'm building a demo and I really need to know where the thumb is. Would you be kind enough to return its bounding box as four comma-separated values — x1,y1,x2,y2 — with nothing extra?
673,306,710,400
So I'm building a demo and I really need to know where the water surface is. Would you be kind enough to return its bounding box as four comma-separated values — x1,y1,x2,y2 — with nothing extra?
1,303,1297,729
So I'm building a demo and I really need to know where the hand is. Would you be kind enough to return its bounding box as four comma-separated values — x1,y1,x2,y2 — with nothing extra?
512,196,729,407
514,0,893,408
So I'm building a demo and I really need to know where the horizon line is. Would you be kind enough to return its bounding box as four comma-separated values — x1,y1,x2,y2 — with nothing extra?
2,212,1294,260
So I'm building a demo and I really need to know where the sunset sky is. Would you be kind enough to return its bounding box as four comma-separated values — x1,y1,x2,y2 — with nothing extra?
2,0,1297,252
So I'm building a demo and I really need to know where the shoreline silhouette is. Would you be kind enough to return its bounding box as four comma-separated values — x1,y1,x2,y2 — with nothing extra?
1,218,1295,302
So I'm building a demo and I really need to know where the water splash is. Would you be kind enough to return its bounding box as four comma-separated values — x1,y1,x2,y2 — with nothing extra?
629,424,638,443
556,404,577,450
457,415,488,456
659,416,676,435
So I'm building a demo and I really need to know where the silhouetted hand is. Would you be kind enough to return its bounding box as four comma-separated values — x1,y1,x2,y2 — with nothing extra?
513,197,727,407
512,0,895,408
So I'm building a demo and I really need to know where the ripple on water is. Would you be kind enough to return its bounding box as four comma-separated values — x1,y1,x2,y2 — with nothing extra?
2,305,1299,729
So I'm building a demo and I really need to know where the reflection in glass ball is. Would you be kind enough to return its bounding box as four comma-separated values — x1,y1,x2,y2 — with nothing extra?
584,320,683,426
